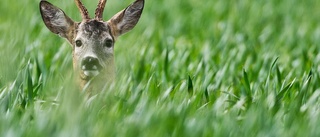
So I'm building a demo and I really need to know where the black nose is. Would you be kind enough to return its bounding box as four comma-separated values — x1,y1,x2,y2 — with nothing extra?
81,57,101,70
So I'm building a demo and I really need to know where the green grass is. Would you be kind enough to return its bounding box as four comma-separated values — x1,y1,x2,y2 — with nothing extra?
1,0,320,136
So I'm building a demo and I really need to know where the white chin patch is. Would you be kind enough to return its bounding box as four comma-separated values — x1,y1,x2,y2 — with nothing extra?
84,70,100,77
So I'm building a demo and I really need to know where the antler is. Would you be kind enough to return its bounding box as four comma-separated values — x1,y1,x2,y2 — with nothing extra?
74,0,90,21
95,0,107,21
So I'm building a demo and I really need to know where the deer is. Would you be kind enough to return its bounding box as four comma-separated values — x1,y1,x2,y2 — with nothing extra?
39,0,144,90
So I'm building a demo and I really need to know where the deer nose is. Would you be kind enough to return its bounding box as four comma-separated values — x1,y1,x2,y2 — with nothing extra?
81,56,102,71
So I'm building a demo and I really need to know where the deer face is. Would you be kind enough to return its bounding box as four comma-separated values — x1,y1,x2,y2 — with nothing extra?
73,20,115,81
39,0,144,88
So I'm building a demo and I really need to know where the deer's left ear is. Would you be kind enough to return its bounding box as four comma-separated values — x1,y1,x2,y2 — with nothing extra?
40,1,75,39
108,0,144,38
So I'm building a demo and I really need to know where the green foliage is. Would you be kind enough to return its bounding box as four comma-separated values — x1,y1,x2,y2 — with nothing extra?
1,0,320,136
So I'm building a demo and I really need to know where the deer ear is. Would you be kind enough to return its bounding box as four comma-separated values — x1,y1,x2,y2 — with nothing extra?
40,1,75,39
108,0,144,38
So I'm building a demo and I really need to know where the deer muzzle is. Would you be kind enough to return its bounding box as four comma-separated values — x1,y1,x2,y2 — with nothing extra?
81,56,103,78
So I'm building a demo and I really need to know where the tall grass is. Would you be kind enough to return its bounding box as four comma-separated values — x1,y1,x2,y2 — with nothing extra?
1,0,320,136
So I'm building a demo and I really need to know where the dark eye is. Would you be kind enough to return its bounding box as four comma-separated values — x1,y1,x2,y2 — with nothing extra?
75,40,82,47
105,39,113,48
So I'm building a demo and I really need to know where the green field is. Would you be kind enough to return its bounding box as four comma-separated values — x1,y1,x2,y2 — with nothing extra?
1,0,320,136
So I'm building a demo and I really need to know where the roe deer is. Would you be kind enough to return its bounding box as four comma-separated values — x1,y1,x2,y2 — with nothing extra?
39,0,144,90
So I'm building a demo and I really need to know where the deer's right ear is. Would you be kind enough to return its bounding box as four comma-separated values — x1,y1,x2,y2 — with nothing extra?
40,1,75,38
108,0,144,39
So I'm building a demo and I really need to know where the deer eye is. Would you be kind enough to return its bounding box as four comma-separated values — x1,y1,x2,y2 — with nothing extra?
75,40,82,47
104,39,113,48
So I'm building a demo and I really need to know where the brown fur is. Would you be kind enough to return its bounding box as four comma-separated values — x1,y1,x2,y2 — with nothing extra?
39,0,144,91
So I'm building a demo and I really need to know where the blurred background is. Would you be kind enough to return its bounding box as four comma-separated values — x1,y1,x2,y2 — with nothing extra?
1,0,320,136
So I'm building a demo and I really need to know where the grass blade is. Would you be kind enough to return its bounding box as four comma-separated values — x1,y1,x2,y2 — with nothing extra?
188,75,193,96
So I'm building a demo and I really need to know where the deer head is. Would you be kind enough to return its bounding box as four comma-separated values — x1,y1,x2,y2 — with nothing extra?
39,0,144,89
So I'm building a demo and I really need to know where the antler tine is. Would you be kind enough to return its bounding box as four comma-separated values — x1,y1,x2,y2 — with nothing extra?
95,0,107,21
74,0,90,21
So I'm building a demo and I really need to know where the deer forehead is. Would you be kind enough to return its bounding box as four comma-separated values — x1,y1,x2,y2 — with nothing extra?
75,20,114,43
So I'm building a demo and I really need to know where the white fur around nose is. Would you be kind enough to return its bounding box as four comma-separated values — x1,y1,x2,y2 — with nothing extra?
81,65,98,70
84,70,99,77
81,54,100,77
